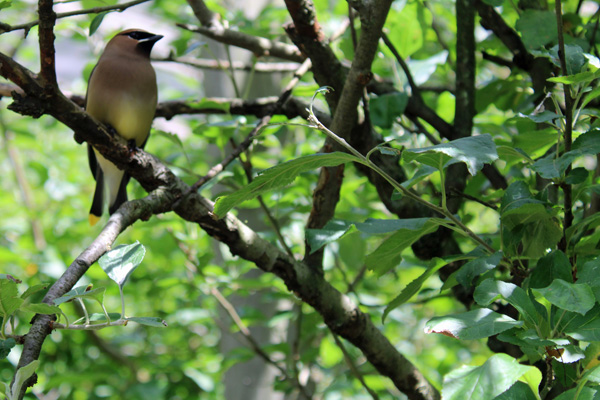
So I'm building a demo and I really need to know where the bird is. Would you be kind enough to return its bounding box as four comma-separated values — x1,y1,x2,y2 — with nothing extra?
85,29,163,226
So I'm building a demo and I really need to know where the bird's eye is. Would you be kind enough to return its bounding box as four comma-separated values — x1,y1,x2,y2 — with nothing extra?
124,31,153,41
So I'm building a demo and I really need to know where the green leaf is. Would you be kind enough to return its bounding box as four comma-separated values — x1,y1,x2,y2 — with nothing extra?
425,308,523,340
481,0,503,6
442,353,541,400
500,182,562,258
572,129,600,155
549,44,586,75
0,279,24,318
547,69,600,85
562,306,600,340
407,51,448,85
89,12,109,36
88,312,122,322
474,279,540,325
365,218,444,276
518,111,563,123
402,134,498,176
582,87,600,109
99,242,146,289
536,279,595,315
22,303,61,315
213,152,362,218
9,360,39,400
456,252,502,289
127,317,168,327
305,220,354,254
53,286,105,305
565,167,588,185
515,10,557,50
369,92,408,129
531,151,579,179
494,381,538,400
0,338,15,359
529,250,573,289
20,284,48,300
579,259,600,302
383,257,453,322
0,0,12,10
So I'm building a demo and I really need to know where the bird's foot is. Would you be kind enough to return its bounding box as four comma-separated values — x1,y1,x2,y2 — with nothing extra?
127,139,138,156
106,123,118,137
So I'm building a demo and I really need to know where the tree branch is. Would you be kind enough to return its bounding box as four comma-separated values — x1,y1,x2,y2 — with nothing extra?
0,0,151,35
3,49,439,400
178,23,305,63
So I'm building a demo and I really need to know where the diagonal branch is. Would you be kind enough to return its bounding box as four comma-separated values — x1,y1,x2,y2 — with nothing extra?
3,49,439,400
178,23,305,63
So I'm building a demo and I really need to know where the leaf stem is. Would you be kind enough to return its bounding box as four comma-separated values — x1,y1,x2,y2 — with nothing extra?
308,90,495,254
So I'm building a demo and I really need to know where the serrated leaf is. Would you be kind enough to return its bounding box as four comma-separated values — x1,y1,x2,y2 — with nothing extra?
515,10,557,50
572,129,600,155
20,284,48,300
531,151,579,179
305,220,354,254
53,286,105,305
365,218,445,276
442,354,541,400
402,134,498,176
529,250,572,289
127,317,168,327
213,152,362,218
425,308,522,340
0,338,16,359
549,44,586,75
536,279,595,315
582,87,600,109
547,70,600,85
456,252,502,288
370,92,408,129
383,257,453,322
22,303,61,315
98,242,145,288
474,279,540,325
0,279,24,318
518,111,563,123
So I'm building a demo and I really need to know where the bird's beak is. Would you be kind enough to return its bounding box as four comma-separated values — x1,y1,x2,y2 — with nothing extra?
140,34,163,45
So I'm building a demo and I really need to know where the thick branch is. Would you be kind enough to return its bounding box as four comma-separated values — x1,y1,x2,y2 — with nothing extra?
3,49,438,400
37,0,57,86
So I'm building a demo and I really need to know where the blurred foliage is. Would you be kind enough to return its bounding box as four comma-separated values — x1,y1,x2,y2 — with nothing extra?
4,0,600,399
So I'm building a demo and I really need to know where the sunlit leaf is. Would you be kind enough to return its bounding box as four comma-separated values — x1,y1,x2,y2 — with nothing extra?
425,308,522,340
213,152,362,218
442,354,541,400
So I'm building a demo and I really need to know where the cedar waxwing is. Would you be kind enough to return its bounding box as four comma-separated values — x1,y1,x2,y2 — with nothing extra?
86,29,162,226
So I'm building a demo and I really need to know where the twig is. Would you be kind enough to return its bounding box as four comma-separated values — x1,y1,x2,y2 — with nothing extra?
155,56,301,73
308,93,496,254
178,23,304,63
332,334,380,400
0,0,150,35
211,287,312,398
555,0,574,236
188,58,312,193
381,32,421,99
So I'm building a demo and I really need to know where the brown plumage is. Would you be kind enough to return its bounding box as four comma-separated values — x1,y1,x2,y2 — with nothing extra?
86,29,162,226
